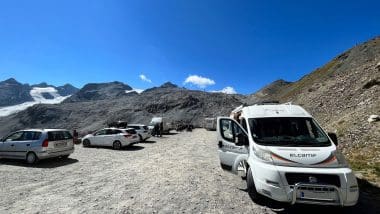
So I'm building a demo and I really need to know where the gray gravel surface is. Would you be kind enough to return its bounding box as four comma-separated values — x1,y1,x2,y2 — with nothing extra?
0,129,378,213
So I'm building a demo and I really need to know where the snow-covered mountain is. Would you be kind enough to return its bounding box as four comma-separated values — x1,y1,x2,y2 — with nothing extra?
0,78,78,116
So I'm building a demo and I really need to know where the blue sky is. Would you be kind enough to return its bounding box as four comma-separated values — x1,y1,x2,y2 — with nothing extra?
0,0,379,94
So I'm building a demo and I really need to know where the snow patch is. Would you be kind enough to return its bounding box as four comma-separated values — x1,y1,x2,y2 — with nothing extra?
126,89,144,94
0,87,70,117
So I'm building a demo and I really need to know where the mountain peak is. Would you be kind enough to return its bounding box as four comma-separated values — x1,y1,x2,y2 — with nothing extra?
2,78,21,85
32,82,50,88
160,82,178,88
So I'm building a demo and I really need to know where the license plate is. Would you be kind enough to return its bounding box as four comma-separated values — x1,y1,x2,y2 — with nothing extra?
297,189,337,201
55,142,67,148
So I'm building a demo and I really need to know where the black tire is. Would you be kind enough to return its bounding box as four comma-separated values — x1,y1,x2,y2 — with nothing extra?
138,134,144,142
113,141,122,150
26,152,38,164
61,155,70,159
247,167,260,201
83,139,91,147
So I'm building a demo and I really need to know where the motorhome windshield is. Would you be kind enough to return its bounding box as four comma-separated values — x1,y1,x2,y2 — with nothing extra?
248,117,331,147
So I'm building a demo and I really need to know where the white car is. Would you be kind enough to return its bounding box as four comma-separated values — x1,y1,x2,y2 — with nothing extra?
217,103,359,207
0,129,74,164
82,128,139,150
127,124,151,142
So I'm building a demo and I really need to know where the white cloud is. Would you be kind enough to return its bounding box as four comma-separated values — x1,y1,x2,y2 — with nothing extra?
139,74,152,83
211,86,237,94
184,75,215,88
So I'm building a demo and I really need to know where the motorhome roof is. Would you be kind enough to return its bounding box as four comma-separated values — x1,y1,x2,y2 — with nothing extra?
241,104,312,118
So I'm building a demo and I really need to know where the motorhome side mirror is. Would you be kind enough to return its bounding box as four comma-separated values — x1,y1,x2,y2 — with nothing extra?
328,132,338,146
235,133,249,146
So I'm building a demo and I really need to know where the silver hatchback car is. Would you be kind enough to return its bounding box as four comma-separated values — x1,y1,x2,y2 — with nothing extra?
0,129,75,164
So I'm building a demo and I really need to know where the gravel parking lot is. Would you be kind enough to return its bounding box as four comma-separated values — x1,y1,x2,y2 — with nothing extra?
0,129,379,214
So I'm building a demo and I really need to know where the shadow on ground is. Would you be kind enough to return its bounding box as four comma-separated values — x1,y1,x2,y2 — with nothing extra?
240,178,380,214
83,145,145,151
121,145,145,151
0,157,78,169
140,140,157,144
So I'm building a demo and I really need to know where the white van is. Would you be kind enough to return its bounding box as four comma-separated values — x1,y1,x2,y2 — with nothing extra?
149,117,173,133
217,103,359,206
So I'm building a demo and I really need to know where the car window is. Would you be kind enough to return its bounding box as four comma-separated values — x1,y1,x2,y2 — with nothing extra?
4,132,23,141
125,129,137,134
63,131,73,139
94,129,107,136
105,129,114,135
48,131,72,141
143,126,148,130
128,126,140,130
19,131,42,141
111,129,122,134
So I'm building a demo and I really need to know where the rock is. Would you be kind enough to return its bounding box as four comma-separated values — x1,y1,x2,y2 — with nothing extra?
376,62,380,70
368,115,380,123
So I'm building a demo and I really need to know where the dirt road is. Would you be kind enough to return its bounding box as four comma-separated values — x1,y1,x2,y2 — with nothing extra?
0,129,379,213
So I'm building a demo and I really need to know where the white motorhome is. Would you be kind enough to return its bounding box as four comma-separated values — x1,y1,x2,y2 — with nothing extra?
149,117,173,133
217,103,359,206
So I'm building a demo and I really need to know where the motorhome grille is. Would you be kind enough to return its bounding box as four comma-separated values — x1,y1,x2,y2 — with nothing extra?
285,173,341,187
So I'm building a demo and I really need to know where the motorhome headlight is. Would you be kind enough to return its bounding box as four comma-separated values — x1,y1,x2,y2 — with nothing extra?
332,150,349,167
254,150,273,162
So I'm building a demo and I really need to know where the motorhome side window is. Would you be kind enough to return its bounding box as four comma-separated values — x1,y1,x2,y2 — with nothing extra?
241,118,248,132
249,117,330,146
220,119,243,143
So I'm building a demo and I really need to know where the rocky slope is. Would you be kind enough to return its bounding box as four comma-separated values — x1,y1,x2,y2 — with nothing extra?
0,78,34,107
0,82,244,135
248,36,380,183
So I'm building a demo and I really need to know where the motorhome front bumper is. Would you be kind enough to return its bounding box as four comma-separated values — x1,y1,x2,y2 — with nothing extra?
291,183,343,206
250,161,359,206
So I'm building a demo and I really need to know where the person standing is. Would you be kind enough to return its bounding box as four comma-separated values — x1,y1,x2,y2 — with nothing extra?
153,123,159,137
73,129,79,144
159,122,163,137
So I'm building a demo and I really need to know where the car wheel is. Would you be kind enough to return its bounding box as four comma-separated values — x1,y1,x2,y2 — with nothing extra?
83,139,91,147
138,134,143,142
113,141,122,150
61,155,70,159
247,167,260,201
26,152,38,164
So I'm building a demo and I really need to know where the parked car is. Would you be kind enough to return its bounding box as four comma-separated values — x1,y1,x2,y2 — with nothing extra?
217,103,359,207
126,124,151,142
82,128,139,149
0,129,75,164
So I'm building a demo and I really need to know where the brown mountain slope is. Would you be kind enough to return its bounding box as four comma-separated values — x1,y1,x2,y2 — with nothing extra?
249,36,380,183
